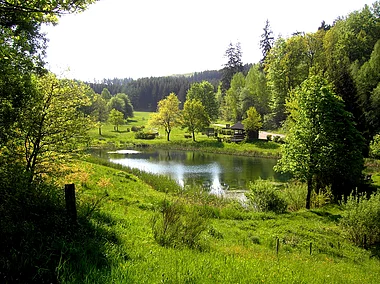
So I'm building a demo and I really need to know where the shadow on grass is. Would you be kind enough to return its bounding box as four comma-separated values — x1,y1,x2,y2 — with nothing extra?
248,140,281,150
0,179,121,283
310,209,342,222
369,243,380,258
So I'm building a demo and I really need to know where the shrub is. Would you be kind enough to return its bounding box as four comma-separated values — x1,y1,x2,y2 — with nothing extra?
341,190,380,247
266,134,272,141
247,179,288,213
369,134,380,158
273,135,281,143
151,199,208,249
281,182,307,211
131,126,141,132
311,187,333,208
134,131,156,140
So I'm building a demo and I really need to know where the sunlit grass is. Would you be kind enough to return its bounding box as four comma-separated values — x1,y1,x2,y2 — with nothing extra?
88,111,281,157
53,160,380,283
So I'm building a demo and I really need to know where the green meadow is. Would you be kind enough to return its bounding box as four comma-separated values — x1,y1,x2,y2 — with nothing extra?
52,159,380,283
3,111,380,283
89,111,281,158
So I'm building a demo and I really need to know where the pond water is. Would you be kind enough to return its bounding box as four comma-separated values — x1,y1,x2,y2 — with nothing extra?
92,149,288,196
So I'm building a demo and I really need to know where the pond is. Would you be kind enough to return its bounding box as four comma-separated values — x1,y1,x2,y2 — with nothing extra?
92,149,288,196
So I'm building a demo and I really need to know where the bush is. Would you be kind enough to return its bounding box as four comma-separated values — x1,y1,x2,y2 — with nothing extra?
369,134,380,158
247,179,288,213
266,134,272,141
131,126,143,132
311,187,333,208
134,131,156,140
341,190,380,247
151,199,208,249
281,182,307,211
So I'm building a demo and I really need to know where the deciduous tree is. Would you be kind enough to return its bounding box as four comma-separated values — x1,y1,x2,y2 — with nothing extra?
0,0,95,144
181,99,210,141
275,75,364,209
186,81,218,120
224,72,246,122
242,107,262,141
108,109,124,132
91,94,108,135
115,93,134,119
108,97,125,115
149,93,181,141
244,65,270,118
101,88,112,100
5,73,93,181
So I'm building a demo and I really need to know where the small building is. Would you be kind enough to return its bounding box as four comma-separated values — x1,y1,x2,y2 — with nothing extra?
230,121,245,142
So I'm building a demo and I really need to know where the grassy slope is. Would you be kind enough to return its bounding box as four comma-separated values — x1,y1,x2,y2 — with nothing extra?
59,160,380,283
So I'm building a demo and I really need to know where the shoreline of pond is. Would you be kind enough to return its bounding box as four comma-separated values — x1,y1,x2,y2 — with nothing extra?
87,140,282,160
89,147,289,194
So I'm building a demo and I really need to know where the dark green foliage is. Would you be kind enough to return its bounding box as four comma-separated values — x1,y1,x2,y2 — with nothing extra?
260,19,274,65
0,167,115,283
247,180,288,214
221,42,244,93
370,134,380,158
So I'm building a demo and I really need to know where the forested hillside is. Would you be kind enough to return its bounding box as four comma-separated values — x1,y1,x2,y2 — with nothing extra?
88,70,222,111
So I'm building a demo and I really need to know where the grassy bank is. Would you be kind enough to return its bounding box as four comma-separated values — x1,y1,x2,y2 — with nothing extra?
89,112,281,158
47,161,380,282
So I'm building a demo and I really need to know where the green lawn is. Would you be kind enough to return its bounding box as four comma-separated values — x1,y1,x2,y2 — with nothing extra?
89,111,281,158
55,160,380,283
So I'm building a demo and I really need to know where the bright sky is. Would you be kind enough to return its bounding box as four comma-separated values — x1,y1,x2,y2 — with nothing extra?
42,0,375,82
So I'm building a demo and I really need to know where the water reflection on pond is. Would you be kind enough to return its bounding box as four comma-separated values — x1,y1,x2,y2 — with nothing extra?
93,149,288,194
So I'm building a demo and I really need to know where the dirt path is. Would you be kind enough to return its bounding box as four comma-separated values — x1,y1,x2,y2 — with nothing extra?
259,131,285,140
212,124,285,140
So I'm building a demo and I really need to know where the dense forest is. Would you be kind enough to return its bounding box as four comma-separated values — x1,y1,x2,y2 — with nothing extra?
88,70,222,111
88,65,253,111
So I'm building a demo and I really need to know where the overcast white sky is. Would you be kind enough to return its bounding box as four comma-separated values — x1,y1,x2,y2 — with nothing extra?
42,0,375,82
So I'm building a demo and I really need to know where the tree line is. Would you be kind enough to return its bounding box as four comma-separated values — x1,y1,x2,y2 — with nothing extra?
88,71,223,112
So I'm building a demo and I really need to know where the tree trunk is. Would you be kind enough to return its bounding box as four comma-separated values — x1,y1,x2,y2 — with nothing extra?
166,130,170,141
306,177,312,209
99,125,102,136
192,130,196,142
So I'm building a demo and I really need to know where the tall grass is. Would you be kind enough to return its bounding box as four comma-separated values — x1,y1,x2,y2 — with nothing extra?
85,155,181,194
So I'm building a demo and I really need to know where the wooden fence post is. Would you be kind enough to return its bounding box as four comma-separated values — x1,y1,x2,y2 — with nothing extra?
65,184,77,223
276,237,280,255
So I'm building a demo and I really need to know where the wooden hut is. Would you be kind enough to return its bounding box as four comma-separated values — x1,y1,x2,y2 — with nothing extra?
230,121,245,142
